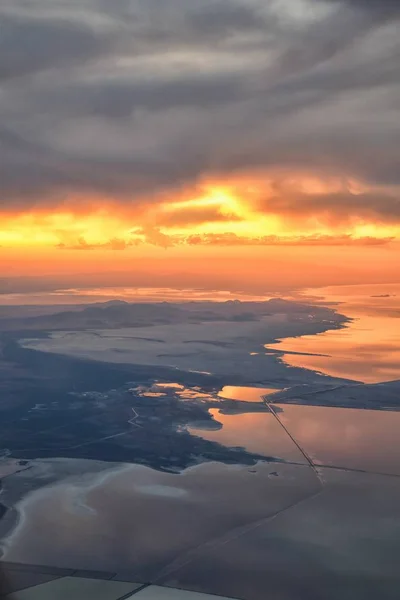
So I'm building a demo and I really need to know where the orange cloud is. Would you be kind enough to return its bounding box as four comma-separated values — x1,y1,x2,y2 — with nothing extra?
54,231,395,250
57,236,136,251
1,170,399,252
149,204,242,227
184,233,396,247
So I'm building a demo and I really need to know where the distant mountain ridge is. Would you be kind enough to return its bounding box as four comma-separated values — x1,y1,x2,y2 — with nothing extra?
0,299,345,332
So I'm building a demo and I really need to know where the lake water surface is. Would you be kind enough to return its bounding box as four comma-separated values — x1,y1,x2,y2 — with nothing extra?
269,284,400,383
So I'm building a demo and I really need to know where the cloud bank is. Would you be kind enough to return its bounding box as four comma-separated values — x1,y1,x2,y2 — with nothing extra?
0,0,399,231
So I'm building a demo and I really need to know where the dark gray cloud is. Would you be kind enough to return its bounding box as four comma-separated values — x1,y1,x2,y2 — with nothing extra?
0,0,399,219
0,13,111,82
33,73,246,119
185,1,269,36
265,189,400,224
330,0,400,14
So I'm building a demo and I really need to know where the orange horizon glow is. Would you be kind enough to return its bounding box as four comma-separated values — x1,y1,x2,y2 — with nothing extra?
2,169,399,299
1,171,399,252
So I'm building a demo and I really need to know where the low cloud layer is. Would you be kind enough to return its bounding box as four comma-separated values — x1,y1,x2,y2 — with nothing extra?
0,0,399,229
56,230,395,251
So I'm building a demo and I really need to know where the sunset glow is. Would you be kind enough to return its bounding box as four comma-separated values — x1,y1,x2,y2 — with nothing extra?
2,173,399,254
0,0,399,298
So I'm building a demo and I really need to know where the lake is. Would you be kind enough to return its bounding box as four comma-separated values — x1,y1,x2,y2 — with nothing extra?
268,284,400,383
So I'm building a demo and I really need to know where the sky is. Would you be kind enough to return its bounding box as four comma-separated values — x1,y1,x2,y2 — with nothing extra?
0,0,399,299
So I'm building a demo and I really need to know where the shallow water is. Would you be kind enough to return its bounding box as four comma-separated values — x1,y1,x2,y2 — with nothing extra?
189,407,305,463
268,284,400,383
4,400,400,575
1,460,317,574
275,403,400,476
217,386,279,403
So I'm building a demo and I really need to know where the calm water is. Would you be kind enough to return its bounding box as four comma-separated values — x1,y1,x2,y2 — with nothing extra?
189,387,400,476
218,386,280,402
269,284,400,383
189,406,306,463
1,460,317,572
275,404,400,476
3,384,400,572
